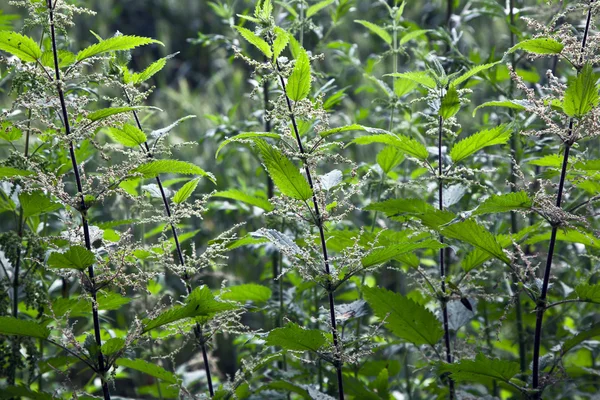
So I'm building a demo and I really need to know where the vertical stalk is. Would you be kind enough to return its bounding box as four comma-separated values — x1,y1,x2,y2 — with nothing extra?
446,0,453,27
275,61,345,400
125,92,215,398
531,3,593,396
437,114,454,399
46,1,110,399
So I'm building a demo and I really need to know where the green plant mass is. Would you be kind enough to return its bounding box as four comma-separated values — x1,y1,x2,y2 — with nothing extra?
1,0,600,399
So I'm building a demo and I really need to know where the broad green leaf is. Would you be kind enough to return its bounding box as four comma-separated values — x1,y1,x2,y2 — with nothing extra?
393,78,417,97
0,121,22,141
365,198,455,228
117,358,179,384
97,291,131,311
0,386,52,400
19,191,61,218
472,191,532,216
143,286,237,333
400,29,429,45
449,124,511,163
213,189,274,211
351,133,429,161
76,35,163,61
473,100,527,116
286,48,311,101
507,37,564,55
306,0,335,18
528,154,563,168
255,140,312,201
363,286,443,346
0,166,33,178
0,31,41,62
562,323,600,355
385,71,436,89
133,160,215,183
173,179,200,204
563,63,599,118
266,322,326,352
221,284,272,303
104,124,147,147
40,50,76,68
47,246,95,271
526,229,600,249
0,316,50,339
451,61,500,87
319,124,386,138
441,219,510,264
88,106,156,122
440,86,461,119
362,239,444,267
234,26,272,58
355,20,392,45
573,283,600,303
272,27,290,60
377,146,404,174
101,338,125,355
216,132,281,158
127,53,177,84
439,353,520,385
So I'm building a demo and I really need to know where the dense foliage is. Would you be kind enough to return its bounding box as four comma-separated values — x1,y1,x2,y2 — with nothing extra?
0,0,599,399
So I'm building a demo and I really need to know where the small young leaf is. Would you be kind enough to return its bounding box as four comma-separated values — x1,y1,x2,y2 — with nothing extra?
439,86,461,119
351,133,429,161
377,146,405,174
385,71,436,89
19,191,61,218
563,63,599,118
212,189,274,211
286,48,311,101
355,20,392,45
127,53,177,84
473,100,527,116
101,338,125,356
400,29,429,45
221,284,272,303
306,0,336,18
255,140,313,201
76,35,163,62
562,323,600,355
449,124,511,163
104,124,147,147
272,27,290,60
0,31,42,62
472,191,533,216
133,160,215,183
173,179,200,204
0,166,33,178
319,124,386,138
47,246,95,271
266,322,327,352
234,26,272,58
507,37,564,55
117,358,179,384
451,61,500,87
439,353,520,385
363,286,444,346
216,132,281,158
0,316,50,339
88,106,157,122
0,121,22,141
441,219,510,264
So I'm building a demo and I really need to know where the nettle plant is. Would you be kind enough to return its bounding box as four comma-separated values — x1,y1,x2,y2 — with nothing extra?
0,1,262,399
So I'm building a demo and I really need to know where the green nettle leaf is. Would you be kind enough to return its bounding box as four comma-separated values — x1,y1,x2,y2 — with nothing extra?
104,124,147,147
76,35,163,62
0,317,50,339
133,160,216,183
47,246,95,271
101,338,125,356
173,179,200,204
385,71,436,89
117,358,179,384
440,86,461,119
400,29,429,45
572,283,600,303
97,291,132,311
473,100,527,116
319,124,386,138
362,240,445,267
88,106,157,122
266,322,327,352
216,132,281,158
365,198,454,228
507,37,564,55
363,286,443,346
126,53,176,84
234,26,272,58
563,63,599,118
0,31,42,62
0,386,53,400
393,78,418,97
439,353,520,385
441,219,510,264
472,191,533,216
286,48,311,101
0,121,23,141
377,146,405,174
212,189,274,211
355,20,392,45
527,229,600,249
561,323,600,355
351,133,429,161
449,124,511,163
451,61,500,87
143,286,237,333
255,140,313,201
0,166,33,178
19,191,61,218
306,0,335,18
221,284,272,303
150,115,196,140
272,27,290,60
40,49,76,68
528,154,563,168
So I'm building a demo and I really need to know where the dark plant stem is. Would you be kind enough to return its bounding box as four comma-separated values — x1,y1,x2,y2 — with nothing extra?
47,2,110,399
446,0,453,26
437,115,454,400
531,4,593,396
125,91,215,398
275,62,345,400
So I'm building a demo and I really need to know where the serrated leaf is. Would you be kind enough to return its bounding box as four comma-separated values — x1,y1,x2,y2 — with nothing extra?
319,124,386,138
19,191,61,218
526,229,600,249
0,166,33,178
117,358,179,384
306,0,335,18
507,37,564,55
88,106,156,122
351,133,429,161
473,100,527,116
0,316,50,339
250,228,302,255
76,35,162,61
385,71,436,89
173,179,200,204
528,154,563,168
272,27,290,60
0,121,22,141
234,26,272,58
440,86,461,119
363,286,443,346
128,53,176,84
449,124,511,163
142,286,237,333
212,189,274,211
101,338,125,355
97,291,131,311
266,322,326,352
439,353,520,384
221,284,272,303
451,61,500,87
40,50,75,68
133,160,215,183
362,239,444,267
0,31,41,62
441,219,510,264
393,78,418,97
355,20,392,45
365,198,455,228
377,146,405,174
104,124,147,147
47,246,95,271
150,115,196,140
216,131,280,158
562,323,600,355
400,29,429,45
563,63,599,118
573,283,600,303
287,47,311,101
472,191,532,216
255,140,312,201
